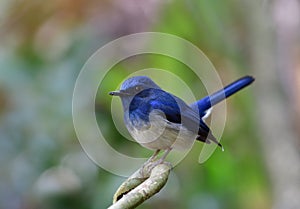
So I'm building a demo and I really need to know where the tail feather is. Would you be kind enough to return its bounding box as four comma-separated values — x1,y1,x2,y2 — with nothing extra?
191,76,255,117
193,76,254,151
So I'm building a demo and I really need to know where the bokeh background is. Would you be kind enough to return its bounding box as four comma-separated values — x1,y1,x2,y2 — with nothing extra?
1,0,300,209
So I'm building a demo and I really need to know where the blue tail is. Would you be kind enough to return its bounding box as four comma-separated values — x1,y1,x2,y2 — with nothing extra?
190,76,255,117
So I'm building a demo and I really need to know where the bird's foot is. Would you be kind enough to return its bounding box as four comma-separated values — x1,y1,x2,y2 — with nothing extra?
140,149,173,177
141,158,172,177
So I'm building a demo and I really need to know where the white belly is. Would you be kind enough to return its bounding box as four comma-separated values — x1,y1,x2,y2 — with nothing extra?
126,111,197,151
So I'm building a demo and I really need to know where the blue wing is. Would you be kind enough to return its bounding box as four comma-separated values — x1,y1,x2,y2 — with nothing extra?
129,88,182,124
190,76,255,117
129,88,221,147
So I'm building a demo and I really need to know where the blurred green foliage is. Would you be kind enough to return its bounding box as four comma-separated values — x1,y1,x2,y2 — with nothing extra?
0,0,270,209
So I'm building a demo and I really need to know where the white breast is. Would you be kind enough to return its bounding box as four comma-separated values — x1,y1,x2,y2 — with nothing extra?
125,110,197,151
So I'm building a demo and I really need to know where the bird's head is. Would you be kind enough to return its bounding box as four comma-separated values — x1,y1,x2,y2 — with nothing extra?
109,76,160,97
109,76,161,109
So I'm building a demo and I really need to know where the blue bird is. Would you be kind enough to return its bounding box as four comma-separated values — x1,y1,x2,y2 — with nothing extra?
109,75,254,161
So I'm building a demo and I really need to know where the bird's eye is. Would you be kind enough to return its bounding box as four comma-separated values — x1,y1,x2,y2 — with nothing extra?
135,86,141,92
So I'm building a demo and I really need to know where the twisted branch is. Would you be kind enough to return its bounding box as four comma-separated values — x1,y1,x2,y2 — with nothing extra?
108,162,172,209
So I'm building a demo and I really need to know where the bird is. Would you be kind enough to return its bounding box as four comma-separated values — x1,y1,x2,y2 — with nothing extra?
109,75,254,162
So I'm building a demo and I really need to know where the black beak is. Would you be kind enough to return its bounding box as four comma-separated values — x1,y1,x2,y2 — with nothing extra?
109,91,128,96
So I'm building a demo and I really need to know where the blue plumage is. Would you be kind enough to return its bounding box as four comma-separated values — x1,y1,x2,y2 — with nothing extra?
110,75,254,161
191,76,255,117
129,88,181,124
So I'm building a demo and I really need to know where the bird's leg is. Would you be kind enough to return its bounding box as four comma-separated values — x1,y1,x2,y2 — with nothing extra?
148,149,161,162
149,148,173,171
158,148,172,163
141,148,173,176
141,149,160,174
